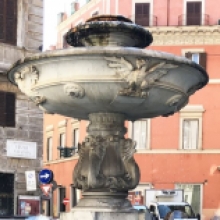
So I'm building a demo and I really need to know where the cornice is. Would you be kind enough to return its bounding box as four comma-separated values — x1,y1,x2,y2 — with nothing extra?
149,25,220,46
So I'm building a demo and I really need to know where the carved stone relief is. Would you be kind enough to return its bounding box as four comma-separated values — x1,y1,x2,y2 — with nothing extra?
64,83,85,98
73,113,140,192
14,65,39,86
73,135,140,191
14,65,39,96
30,96,46,105
105,57,177,98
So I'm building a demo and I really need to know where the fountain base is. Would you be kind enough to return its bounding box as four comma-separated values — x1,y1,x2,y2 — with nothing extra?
60,210,139,220
61,193,139,219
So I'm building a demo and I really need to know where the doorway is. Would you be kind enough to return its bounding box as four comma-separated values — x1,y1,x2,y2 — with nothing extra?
0,173,14,216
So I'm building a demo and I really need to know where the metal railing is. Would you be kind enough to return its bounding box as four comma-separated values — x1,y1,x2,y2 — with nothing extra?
57,146,78,158
178,14,210,26
129,14,158,26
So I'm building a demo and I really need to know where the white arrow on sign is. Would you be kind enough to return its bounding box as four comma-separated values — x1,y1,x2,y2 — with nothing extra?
40,173,50,179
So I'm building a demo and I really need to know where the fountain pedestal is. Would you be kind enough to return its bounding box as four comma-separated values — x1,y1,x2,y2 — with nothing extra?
69,113,139,219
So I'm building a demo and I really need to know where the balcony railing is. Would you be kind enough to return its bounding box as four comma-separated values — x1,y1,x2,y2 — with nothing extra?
129,14,158,26
178,14,210,26
57,146,78,158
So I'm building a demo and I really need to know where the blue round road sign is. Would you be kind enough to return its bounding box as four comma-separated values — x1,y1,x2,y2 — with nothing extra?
39,169,53,184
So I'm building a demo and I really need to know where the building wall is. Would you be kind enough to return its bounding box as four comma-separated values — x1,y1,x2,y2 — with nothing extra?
0,0,44,215
44,0,220,219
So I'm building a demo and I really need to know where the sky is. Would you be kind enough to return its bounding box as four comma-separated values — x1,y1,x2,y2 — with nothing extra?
43,0,86,51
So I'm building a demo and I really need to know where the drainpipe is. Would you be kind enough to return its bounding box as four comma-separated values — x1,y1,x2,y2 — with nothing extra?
167,0,170,26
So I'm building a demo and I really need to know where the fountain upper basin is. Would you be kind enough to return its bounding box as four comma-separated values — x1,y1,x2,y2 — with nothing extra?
7,47,208,120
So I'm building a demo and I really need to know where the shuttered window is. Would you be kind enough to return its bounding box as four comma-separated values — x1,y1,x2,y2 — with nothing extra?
135,3,150,26
185,52,207,69
0,91,15,127
0,0,17,45
186,2,202,25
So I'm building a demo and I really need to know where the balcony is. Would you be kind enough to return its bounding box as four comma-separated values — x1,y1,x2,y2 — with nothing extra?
178,14,210,26
57,146,78,158
130,14,158,27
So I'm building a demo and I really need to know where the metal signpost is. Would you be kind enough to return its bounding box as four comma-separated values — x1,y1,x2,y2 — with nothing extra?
39,169,56,217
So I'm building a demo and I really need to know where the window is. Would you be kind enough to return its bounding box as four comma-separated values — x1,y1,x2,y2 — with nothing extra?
59,133,65,147
182,119,199,150
0,91,15,127
0,0,17,45
176,184,202,214
70,185,78,208
73,128,79,151
0,173,14,216
70,186,81,208
72,119,80,153
185,52,206,69
71,2,75,15
135,3,150,26
58,187,66,214
179,105,204,150
47,137,53,161
130,120,150,150
186,1,202,25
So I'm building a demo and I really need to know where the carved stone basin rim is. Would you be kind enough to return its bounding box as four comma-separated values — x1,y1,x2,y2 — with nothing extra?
7,47,208,120
8,47,207,77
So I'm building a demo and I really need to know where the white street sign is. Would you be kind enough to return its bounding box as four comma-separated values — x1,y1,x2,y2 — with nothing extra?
6,140,37,159
25,171,37,191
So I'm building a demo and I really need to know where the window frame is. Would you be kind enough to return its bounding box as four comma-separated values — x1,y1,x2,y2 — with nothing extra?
183,0,205,25
70,184,81,208
0,0,17,45
128,119,151,151
57,186,66,214
71,119,80,153
0,91,16,127
132,0,153,26
182,118,199,150
179,105,204,150
135,2,150,26
45,125,54,162
182,49,206,70
46,136,53,161
58,119,67,159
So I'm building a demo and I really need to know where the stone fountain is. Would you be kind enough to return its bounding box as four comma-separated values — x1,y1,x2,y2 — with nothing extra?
8,15,208,220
